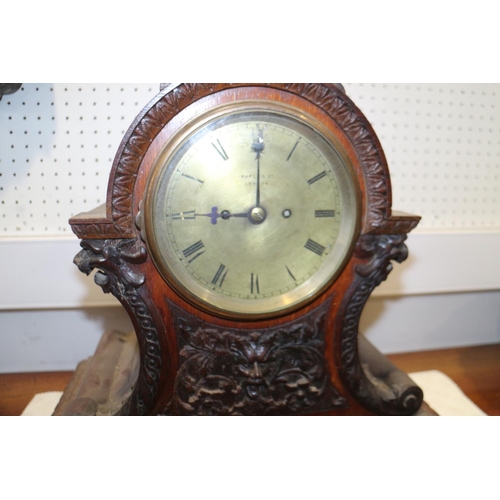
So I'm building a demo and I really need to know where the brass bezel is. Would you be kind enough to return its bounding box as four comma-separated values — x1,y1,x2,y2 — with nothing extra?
143,97,361,319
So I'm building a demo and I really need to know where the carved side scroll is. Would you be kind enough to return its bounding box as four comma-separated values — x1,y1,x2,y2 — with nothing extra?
339,234,423,415
74,239,162,415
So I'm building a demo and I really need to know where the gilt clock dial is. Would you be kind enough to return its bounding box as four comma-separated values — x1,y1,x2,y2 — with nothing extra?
143,101,359,318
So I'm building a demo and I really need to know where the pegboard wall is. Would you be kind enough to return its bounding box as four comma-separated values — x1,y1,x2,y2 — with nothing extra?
1,83,499,236
346,83,500,231
0,83,158,235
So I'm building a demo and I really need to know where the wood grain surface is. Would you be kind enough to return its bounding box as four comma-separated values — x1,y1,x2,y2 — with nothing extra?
0,371,74,417
388,344,500,416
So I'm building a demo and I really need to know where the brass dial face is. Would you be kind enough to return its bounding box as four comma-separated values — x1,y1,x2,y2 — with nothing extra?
144,102,359,318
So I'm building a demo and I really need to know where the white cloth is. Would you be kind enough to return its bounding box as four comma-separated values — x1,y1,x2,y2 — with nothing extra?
21,391,63,416
409,370,487,416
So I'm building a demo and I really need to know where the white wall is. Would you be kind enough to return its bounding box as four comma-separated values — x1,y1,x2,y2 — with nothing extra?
1,83,499,373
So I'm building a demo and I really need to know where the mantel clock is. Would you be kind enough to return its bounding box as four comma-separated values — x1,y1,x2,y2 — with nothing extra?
65,83,424,416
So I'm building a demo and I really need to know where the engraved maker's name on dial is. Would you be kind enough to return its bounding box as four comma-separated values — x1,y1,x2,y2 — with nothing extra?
242,173,273,187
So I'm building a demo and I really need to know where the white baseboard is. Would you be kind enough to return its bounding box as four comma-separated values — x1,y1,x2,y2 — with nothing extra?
1,291,498,373
0,236,119,310
373,231,500,297
361,290,500,353
1,231,499,310
0,307,133,373
1,232,498,373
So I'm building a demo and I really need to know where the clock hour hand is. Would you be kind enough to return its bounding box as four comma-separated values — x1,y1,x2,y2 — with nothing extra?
251,127,265,206
194,207,248,225
193,206,221,225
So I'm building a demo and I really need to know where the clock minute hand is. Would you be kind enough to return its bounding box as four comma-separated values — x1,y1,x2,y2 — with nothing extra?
251,127,265,207
256,155,260,206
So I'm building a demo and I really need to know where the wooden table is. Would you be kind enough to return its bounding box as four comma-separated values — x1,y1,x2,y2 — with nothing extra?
390,343,500,416
1,343,499,416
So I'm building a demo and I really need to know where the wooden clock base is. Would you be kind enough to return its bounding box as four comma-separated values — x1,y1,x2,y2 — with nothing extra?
53,329,436,416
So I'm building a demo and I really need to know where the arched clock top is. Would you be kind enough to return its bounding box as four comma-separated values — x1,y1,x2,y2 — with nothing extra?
70,83,407,240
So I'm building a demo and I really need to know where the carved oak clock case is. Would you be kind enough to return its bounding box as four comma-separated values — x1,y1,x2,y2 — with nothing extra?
68,83,423,416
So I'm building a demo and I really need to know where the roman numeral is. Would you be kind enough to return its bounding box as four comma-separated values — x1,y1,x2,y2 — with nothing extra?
181,173,204,186
212,139,229,161
172,210,196,220
182,240,205,263
286,140,300,161
307,171,327,185
304,238,326,257
250,273,260,294
211,264,228,286
315,210,335,218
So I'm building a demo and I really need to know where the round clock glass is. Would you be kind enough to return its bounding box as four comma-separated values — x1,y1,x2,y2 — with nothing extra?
144,101,359,318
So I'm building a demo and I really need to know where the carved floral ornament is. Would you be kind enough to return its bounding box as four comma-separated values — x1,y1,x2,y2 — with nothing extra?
163,301,347,416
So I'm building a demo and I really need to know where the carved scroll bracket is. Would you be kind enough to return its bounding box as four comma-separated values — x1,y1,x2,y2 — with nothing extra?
75,238,147,294
340,234,423,415
74,238,162,415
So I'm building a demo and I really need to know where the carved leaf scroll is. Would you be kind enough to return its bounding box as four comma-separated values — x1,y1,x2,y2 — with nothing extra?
339,234,423,415
74,239,162,415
